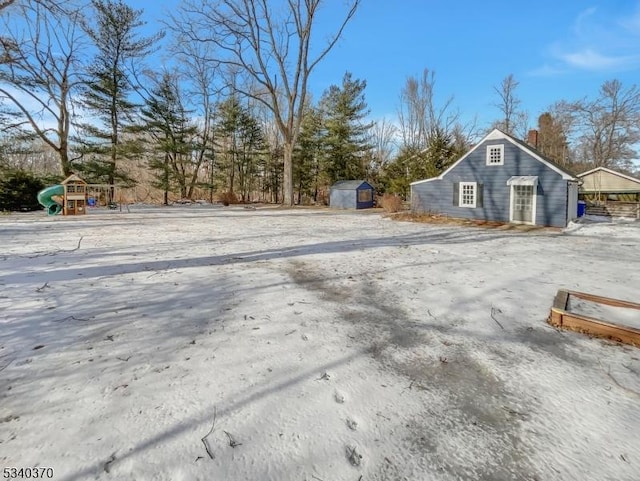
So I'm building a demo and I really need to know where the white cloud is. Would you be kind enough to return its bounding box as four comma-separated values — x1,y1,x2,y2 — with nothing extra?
560,49,640,71
572,6,597,36
527,64,567,77
534,3,640,74
620,3,640,34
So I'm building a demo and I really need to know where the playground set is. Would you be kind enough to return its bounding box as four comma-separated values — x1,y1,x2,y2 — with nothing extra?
37,174,121,215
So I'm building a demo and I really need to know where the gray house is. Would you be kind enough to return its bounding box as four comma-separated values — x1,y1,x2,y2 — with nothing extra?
410,129,579,227
329,180,375,209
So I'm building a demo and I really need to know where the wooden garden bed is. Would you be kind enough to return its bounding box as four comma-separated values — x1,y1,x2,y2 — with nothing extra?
548,290,640,347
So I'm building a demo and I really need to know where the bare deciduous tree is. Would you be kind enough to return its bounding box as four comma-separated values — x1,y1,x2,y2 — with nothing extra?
370,118,397,171
492,73,528,137
0,0,16,11
0,1,84,175
0,137,60,173
1,0,58,11
397,68,458,150
172,0,360,206
169,40,221,200
567,79,640,170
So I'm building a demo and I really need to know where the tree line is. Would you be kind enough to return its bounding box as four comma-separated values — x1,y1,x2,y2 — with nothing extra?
1,0,639,208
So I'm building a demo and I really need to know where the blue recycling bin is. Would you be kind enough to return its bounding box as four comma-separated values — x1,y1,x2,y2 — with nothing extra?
577,201,586,217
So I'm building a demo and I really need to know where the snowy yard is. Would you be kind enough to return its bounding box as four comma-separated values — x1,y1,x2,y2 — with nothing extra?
1,206,639,481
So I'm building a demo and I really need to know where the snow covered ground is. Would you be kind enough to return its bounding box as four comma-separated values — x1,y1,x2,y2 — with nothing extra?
1,206,639,481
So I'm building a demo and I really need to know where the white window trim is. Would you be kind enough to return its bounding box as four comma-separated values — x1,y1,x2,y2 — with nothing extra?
486,144,504,166
459,182,477,208
509,184,537,225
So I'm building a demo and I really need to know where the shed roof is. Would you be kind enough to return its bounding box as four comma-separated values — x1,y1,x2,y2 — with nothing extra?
330,180,372,190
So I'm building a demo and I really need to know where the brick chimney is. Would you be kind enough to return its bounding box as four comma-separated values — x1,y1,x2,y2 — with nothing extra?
527,129,539,148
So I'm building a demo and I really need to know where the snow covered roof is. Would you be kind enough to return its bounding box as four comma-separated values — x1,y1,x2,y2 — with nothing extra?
507,176,538,186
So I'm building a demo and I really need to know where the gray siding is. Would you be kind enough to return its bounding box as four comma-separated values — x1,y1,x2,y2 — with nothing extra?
411,139,570,227
330,189,356,209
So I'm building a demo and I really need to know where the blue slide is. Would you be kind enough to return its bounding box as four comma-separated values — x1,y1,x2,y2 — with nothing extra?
37,184,64,215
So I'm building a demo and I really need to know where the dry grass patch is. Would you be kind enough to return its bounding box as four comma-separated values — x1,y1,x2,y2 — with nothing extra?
215,191,239,206
386,212,560,233
378,194,405,213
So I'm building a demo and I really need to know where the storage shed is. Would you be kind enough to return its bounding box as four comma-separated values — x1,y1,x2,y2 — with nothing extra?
329,180,375,209
410,129,579,227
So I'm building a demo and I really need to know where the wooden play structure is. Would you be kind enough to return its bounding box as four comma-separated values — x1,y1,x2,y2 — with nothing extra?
86,184,121,209
549,289,640,347
61,174,88,215
38,174,124,215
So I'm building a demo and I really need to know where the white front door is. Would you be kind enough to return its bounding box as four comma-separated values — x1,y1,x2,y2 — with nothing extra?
510,185,536,224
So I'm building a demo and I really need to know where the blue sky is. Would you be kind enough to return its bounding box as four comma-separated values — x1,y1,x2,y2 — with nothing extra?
127,1,640,129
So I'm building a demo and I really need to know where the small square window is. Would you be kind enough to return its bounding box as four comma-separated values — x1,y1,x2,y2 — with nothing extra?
459,182,477,208
486,144,504,165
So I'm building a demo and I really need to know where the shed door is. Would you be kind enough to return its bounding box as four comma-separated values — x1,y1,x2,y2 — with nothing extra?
510,185,535,224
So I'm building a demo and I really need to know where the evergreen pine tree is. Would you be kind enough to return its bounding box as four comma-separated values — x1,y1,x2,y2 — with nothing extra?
215,96,265,201
320,72,372,184
77,0,162,192
138,72,197,203
293,105,324,203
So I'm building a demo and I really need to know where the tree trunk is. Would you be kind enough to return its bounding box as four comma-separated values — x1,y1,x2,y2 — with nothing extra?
59,145,72,176
283,141,294,206
163,152,169,205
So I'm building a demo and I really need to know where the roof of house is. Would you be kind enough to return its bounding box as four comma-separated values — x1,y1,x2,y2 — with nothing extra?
411,129,578,186
507,132,578,178
61,174,87,185
577,166,640,184
330,180,372,190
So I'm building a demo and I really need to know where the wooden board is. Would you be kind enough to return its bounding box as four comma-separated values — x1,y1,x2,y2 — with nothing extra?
548,289,640,347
